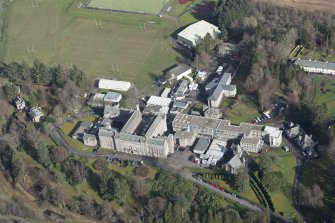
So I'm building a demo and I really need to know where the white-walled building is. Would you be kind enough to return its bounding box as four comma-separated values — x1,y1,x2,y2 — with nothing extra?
264,126,282,147
174,131,196,148
207,68,237,108
104,92,122,103
28,107,43,123
240,137,264,153
147,96,172,107
295,59,335,75
83,133,98,147
167,64,192,84
98,79,131,91
177,20,221,47
160,88,171,98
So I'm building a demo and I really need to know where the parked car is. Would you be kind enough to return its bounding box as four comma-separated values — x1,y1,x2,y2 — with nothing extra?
283,146,290,152
216,66,223,74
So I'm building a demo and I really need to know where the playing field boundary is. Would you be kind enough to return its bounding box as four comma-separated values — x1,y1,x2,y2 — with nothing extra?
83,0,171,16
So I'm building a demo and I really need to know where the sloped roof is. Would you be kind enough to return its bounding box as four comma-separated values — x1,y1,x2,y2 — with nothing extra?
168,64,191,75
177,20,220,46
295,59,335,70
147,96,172,107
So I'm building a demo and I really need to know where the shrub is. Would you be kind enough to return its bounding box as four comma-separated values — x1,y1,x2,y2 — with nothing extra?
135,166,149,178
92,159,108,171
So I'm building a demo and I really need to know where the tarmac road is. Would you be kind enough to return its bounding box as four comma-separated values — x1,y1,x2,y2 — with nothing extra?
282,137,305,221
185,173,290,223
51,125,291,222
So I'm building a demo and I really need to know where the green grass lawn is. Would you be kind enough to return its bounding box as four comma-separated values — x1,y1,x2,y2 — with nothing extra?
168,0,198,17
225,102,260,124
299,48,335,62
312,77,335,118
4,0,180,90
60,115,99,152
87,0,169,14
195,168,261,205
267,149,298,219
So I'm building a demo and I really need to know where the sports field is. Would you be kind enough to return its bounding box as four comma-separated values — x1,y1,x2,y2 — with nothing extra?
87,0,169,14
4,0,180,90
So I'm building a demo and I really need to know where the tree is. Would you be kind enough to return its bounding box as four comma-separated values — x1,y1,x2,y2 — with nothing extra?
302,184,325,207
98,168,115,201
11,158,25,185
145,197,167,220
326,135,335,164
135,166,149,177
133,178,148,198
49,145,69,163
32,59,51,84
99,201,117,222
61,158,87,185
213,0,251,33
222,208,243,223
262,171,287,191
220,25,228,41
28,92,38,107
259,152,272,176
3,84,18,101
243,211,262,223
92,159,108,170
36,142,52,168
114,177,130,205
50,65,65,87
234,167,249,192
50,185,68,208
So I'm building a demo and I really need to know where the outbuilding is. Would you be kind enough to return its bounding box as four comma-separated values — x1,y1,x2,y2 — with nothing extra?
193,137,211,154
147,96,172,107
98,79,131,91
104,92,122,103
177,20,221,47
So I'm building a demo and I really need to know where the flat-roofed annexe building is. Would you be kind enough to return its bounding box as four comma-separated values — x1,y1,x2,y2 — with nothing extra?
177,20,221,47
295,59,335,75
98,79,131,91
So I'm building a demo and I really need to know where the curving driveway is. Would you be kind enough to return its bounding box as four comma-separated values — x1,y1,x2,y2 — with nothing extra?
51,126,291,222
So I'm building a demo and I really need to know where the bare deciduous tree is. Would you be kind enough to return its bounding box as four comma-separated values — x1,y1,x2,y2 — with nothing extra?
302,183,325,207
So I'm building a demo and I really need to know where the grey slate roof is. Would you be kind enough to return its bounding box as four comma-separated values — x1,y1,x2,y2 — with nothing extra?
173,100,189,109
104,92,122,102
98,128,114,137
227,154,243,169
219,72,231,85
205,82,218,91
193,137,211,153
222,84,236,91
295,59,335,70
147,137,166,146
145,114,166,137
83,133,96,141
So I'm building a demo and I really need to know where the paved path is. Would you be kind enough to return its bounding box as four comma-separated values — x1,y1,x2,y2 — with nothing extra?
184,173,290,223
50,126,157,166
282,137,305,221
51,126,291,222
